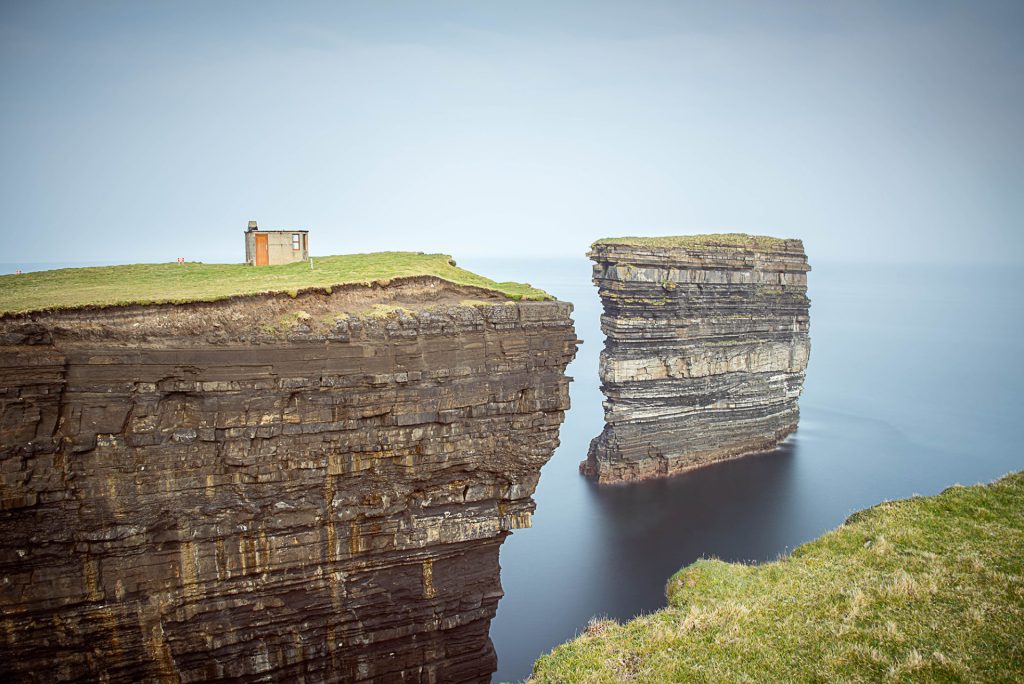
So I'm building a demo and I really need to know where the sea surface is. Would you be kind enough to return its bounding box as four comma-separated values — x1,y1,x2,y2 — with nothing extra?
458,257,1024,683
5,257,1023,682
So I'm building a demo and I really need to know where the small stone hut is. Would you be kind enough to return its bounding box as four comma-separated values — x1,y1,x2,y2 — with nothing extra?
244,220,309,266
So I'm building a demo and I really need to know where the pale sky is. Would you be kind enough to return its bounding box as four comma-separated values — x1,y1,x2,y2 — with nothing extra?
1,1,1022,264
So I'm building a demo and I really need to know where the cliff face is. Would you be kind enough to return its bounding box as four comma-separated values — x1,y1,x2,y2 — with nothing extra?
0,277,577,683
582,237,810,483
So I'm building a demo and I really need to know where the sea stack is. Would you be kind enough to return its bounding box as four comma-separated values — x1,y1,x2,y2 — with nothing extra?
582,234,810,483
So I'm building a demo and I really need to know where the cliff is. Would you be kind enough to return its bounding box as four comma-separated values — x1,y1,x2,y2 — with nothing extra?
582,235,810,483
0,276,577,682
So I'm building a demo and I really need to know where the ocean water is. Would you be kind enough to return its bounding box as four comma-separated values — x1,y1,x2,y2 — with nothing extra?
458,257,1024,683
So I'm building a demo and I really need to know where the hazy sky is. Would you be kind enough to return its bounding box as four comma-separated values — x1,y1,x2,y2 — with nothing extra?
2,1,1022,264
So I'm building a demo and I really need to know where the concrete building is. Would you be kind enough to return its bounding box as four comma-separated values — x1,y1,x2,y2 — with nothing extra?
244,220,309,266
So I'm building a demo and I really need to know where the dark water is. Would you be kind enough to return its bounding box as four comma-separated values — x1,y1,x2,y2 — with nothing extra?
459,257,1024,683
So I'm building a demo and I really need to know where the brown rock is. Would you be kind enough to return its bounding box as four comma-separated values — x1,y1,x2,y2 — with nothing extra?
582,236,810,483
0,278,578,683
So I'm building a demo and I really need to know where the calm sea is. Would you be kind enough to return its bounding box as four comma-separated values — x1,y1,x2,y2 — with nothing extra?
458,256,1024,683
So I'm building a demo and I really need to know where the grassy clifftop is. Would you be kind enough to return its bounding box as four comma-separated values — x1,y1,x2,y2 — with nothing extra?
0,252,551,315
592,234,796,251
531,472,1024,683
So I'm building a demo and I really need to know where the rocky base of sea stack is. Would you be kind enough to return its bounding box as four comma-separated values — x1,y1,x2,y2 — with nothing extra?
582,235,810,484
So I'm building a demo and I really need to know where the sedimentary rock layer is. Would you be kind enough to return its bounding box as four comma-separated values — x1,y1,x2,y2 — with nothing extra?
582,236,810,483
0,277,577,683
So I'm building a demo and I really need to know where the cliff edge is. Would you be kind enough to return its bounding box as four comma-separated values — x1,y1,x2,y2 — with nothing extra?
0,273,577,683
582,234,810,483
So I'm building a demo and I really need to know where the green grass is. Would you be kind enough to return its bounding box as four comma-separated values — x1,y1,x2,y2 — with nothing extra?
530,472,1024,683
593,234,794,250
0,252,551,315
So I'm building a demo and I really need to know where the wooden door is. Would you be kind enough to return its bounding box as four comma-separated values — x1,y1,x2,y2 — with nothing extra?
255,233,269,266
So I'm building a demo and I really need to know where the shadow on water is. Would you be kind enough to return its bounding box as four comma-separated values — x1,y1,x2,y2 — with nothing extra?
582,441,801,618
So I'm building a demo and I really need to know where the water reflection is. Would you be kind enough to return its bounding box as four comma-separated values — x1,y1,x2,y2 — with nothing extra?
584,441,799,617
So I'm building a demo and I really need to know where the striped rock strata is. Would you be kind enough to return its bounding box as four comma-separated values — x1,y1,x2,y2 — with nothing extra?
582,235,810,483
0,277,577,683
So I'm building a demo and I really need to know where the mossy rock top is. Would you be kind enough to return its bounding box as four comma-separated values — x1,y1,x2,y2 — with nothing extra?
592,233,800,251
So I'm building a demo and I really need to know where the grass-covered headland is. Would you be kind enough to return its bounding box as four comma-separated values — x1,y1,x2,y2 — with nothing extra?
531,473,1024,683
0,252,551,315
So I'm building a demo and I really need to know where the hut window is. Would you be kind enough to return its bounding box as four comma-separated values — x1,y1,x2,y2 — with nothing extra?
292,234,301,250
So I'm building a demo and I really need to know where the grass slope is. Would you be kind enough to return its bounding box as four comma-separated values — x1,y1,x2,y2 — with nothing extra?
531,473,1024,683
593,234,793,250
0,252,551,315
